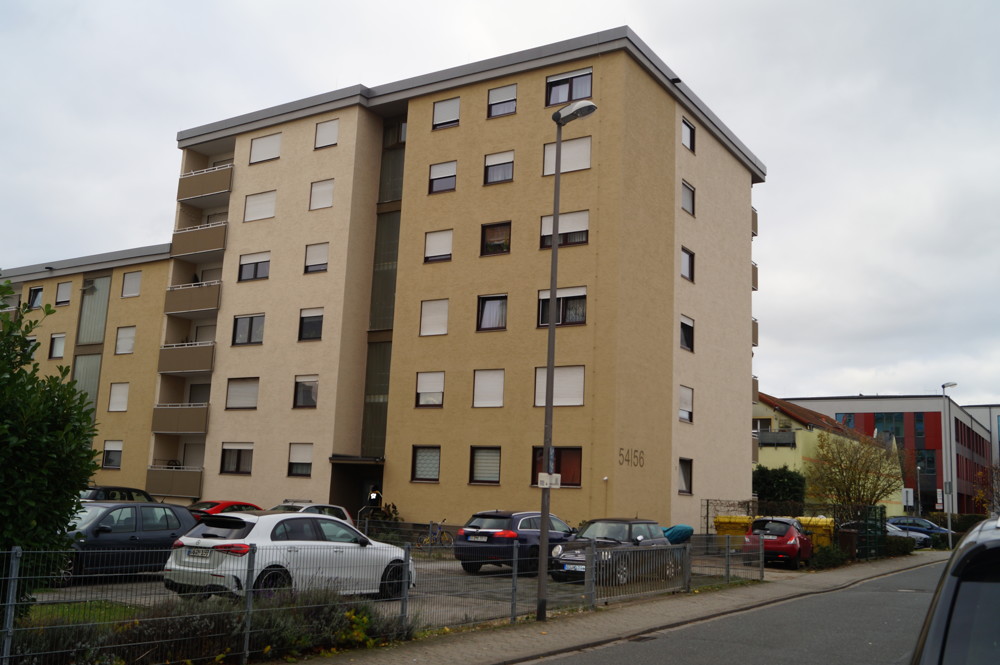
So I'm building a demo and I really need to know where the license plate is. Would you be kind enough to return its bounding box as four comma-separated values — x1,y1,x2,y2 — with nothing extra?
763,535,778,540
564,564,585,572
468,535,488,542
187,548,211,558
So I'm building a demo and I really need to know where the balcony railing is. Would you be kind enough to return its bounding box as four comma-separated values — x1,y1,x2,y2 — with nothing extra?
158,341,215,373
171,221,227,256
177,164,233,208
164,281,221,316
152,403,209,434
146,464,203,498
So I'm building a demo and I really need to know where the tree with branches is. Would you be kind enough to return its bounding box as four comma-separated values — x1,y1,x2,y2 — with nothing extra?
805,430,904,509
972,463,1000,515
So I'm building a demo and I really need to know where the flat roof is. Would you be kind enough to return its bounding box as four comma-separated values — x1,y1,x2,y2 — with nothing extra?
177,26,766,184
1,243,172,282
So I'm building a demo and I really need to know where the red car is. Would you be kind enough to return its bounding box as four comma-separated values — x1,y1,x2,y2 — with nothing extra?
187,500,262,521
743,517,813,569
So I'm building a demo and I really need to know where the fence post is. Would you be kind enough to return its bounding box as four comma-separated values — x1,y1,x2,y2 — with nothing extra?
509,540,519,623
2,547,22,664
724,535,731,584
400,544,410,623
758,536,765,580
585,540,596,609
241,544,257,665
683,543,691,592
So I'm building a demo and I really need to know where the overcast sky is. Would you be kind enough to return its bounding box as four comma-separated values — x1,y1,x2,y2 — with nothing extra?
2,0,998,405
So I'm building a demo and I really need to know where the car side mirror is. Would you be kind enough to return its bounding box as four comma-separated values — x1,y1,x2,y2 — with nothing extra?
357,536,371,547
635,535,645,543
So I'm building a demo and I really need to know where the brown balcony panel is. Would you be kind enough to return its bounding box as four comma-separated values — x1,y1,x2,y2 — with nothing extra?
752,377,760,403
751,208,759,237
752,318,759,347
159,343,215,373
751,263,759,291
164,283,221,315
152,405,209,434
146,466,202,499
177,166,233,206
172,223,227,257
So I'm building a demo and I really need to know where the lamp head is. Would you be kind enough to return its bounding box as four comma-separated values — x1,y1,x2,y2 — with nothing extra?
942,382,957,390
552,100,597,126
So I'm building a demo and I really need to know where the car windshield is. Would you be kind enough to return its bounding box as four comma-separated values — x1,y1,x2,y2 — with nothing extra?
71,504,108,530
751,520,790,536
465,516,511,530
578,521,629,541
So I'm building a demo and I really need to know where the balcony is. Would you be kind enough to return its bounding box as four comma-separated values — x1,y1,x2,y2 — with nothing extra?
159,342,215,374
752,375,759,403
172,222,227,258
751,262,759,291
758,431,797,448
164,281,221,317
146,464,202,499
752,318,759,347
152,403,209,434
751,207,758,237
177,164,233,209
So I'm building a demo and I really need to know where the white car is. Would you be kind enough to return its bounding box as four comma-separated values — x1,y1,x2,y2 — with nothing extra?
163,511,414,599
269,502,354,526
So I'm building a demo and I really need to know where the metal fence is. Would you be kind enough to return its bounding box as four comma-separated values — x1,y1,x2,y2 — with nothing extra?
2,534,762,664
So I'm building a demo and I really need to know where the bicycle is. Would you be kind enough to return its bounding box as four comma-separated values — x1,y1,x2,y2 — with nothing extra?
418,519,454,548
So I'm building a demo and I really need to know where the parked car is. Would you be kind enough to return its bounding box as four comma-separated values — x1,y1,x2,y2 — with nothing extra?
840,520,932,551
453,510,575,574
64,501,197,577
269,502,354,525
743,517,813,569
550,518,673,585
187,500,262,521
910,516,1000,664
887,516,955,537
80,486,154,502
163,511,414,599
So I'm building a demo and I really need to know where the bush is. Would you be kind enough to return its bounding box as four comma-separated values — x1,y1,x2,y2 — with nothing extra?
810,545,849,570
880,535,915,557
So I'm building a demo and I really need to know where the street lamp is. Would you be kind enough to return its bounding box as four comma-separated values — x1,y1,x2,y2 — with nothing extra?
915,465,922,517
537,99,597,622
942,381,957,548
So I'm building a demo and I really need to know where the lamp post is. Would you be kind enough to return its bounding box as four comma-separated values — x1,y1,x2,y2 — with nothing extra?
537,99,597,622
915,465,922,517
942,381,957,548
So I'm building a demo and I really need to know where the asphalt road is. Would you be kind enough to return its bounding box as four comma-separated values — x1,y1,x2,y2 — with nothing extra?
531,562,945,665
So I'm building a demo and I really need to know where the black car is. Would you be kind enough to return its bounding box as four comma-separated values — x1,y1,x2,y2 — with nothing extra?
80,485,155,502
550,517,673,585
64,501,197,577
453,510,575,574
911,516,1000,664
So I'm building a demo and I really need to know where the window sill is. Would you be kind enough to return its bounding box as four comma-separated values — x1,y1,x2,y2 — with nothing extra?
410,479,440,484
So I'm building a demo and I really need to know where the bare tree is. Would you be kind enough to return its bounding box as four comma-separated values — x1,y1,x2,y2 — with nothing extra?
805,431,904,508
972,463,1000,515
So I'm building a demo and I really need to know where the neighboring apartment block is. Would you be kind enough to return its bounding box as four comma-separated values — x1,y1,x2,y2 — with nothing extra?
2,27,766,528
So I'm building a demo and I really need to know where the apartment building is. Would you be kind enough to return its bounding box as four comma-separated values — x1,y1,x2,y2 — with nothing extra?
1,246,171,490
3,27,766,527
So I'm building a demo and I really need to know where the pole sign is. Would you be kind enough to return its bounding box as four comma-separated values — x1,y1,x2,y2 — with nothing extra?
537,473,562,489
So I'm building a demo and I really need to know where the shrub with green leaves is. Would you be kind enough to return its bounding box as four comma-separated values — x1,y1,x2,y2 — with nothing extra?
809,545,849,570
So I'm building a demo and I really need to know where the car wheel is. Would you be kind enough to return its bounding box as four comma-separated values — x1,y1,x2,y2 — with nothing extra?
253,567,291,596
378,562,406,599
788,553,801,570
600,555,630,586
460,561,482,574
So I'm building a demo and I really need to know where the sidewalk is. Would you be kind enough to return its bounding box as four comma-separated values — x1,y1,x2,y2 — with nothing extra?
323,550,950,665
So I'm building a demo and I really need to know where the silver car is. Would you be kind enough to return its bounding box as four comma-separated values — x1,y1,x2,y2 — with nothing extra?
163,511,414,598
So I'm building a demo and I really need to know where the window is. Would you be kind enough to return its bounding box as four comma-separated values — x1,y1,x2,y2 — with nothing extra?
837,413,855,428
424,230,453,262
484,151,514,184
679,458,693,494
681,247,695,281
221,442,253,474
543,136,591,175
49,333,65,359
244,191,276,221
315,119,340,148
429,161,457,193
288,443,313,477
432,97,460,129
305,243,329,273
681,181,695,215
531,446,582,487
232,314,264,345
108,382,129,412
546,68,592,105
412,446,441,481
121,271,141,297
680,315,694,351
55,281,71,306
487,84,517,117
309,179,335,210
752,418,772,433
541,210,589,248
681,119,695,151
470,447,501,484
477,295,507,331
115,326,136,354
534,365,585,406
226,378,259,410
416,371,444,407
238,252,270,281
298,308,323,340
481,222,511,256
102,441,123,469
473,369,504,407
27,287,43,309
249,133,281,163
538,287,586,326
294,375,319,408
420,299,448,336
679,385,694,422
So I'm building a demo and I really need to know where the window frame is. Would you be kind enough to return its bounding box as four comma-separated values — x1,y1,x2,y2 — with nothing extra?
477,294,508,331
249,133,281,164
221,443,253,475
487,84,517,118
679,385,694,423
226,378,260,410
55,281,71,306
542,136,592,175
470,446,501,484
530,446,582,487
309,179,335,210
314,119,340,149
681,247,695,282
481,221,511,256
540,210,589,248
538,287,587,327
681,181,696,215
534,365,585,407
27,286,43,309
484,151,514,185
115,326,136,355
424,229,453,263
102,440,123,470
298,308,323,341
679,458,694,494
411,446,441,482
416,371,444,408
293,375,319,409
473,368,504,408
288,442,313,477
304,243,329,273
429,161,457,194
420,299,449,336
121,271,141,298
680,315,695,352
108,382,129,412
681,119,696,152
238,252,270,282
545,68,593,106
243,190,277,222
432,97,460,129
49,332,66,359
232,314,265,346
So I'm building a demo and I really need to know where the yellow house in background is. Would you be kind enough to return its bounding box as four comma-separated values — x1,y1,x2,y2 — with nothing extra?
753,392,905,517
